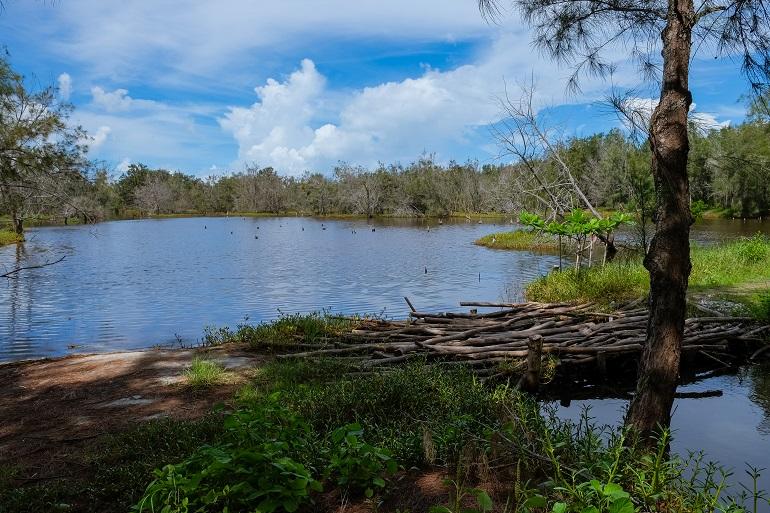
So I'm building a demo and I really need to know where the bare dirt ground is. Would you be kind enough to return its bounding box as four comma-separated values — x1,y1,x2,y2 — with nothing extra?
0,345,264,478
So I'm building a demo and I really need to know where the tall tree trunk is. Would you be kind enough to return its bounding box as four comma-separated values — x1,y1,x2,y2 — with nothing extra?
625,0,694,440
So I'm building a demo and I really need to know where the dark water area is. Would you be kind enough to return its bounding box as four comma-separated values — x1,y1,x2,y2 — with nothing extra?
554,364,770,509
2,215,770,503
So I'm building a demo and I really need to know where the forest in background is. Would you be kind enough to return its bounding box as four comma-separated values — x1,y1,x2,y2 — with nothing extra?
18,116,768,224
2,42,769,231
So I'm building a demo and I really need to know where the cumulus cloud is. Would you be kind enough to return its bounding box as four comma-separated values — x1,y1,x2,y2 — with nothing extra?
218,35,628,176
91,86,134,112
58,73,72,100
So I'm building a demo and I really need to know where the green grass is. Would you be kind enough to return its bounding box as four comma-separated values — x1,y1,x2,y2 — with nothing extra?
0,230,23,246
525,260,649,306
202,312,361,350
183,357,229,387
3,359,766,513
526,234,770,309
475,229,561,252
141,361,768,513
0,415,222,513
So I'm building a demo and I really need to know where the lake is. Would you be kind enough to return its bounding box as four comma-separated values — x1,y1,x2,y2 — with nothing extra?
2,215,770,502
5,215,768,362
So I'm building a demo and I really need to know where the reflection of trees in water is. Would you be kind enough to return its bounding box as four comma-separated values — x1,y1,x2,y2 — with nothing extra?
747,363,770,435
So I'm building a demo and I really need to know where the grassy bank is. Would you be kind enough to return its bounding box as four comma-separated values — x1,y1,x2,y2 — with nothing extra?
4,356,764,513
526,234,770,309
0,230,23,247
475,230,560,252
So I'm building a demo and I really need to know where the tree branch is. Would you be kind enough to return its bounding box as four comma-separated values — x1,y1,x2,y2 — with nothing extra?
1,255,66,278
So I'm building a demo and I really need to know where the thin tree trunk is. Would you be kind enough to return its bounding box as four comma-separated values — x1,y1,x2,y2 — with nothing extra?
11,209,23,235
626,0,694,440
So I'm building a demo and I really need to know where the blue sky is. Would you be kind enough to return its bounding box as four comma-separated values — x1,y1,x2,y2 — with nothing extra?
0,1,752,177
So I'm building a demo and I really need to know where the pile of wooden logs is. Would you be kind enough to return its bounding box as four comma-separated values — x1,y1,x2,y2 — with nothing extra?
278,300,770,386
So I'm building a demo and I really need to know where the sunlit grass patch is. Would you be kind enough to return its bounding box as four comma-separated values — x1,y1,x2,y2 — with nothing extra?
526,260,648,306
475,230,560,252
690,234,770,289
526,234,770,310
184,357,229,387
0,230,23,247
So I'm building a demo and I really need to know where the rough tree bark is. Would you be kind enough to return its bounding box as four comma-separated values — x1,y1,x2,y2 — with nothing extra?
625,0,694,438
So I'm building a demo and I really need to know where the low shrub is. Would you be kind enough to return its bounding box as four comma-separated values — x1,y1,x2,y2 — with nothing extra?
326,423,398,497
202,313,359,350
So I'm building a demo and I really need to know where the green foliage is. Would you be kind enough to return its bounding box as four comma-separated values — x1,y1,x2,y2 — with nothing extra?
135,395,323,513
691,199,709,221
527,235,770,307
430,481,493,513
0,229,23,246
519,209,632,269
202,313,358,350
690,234,770,288
526,262,648,306
278,362,501,466
475,230,560,252
326,423,398,497
183,357,228,387
750,290,770,321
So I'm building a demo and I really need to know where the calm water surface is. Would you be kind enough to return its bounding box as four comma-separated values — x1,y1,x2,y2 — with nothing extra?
0,216,563,361
2,215,770,500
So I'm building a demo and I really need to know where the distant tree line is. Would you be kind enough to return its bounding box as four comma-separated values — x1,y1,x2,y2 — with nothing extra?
25,118,766,223
3,54,770,235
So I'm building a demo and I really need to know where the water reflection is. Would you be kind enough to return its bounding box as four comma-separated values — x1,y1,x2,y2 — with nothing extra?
553,363,770,510
0,216,560,361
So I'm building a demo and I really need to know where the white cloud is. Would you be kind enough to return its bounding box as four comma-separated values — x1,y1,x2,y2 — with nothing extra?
219,36,624,175
78,125,112,151
89,125,111,150
617,97,730,133
116,157,131,173
58,73,72,100
74,88,230,173
91,86,134,112
21,1,492,83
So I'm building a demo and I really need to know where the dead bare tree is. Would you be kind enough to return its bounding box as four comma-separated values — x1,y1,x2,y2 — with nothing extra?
493,82,619,259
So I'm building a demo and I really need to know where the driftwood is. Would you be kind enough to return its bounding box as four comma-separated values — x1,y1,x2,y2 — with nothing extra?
279,301,770,385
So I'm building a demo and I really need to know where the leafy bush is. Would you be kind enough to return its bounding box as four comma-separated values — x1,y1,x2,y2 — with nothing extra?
326,423,398,497
135,396,322,513
691,199,708,221
136,443,320,513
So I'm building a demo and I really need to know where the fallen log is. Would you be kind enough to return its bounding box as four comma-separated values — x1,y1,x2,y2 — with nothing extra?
275,301,770,386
